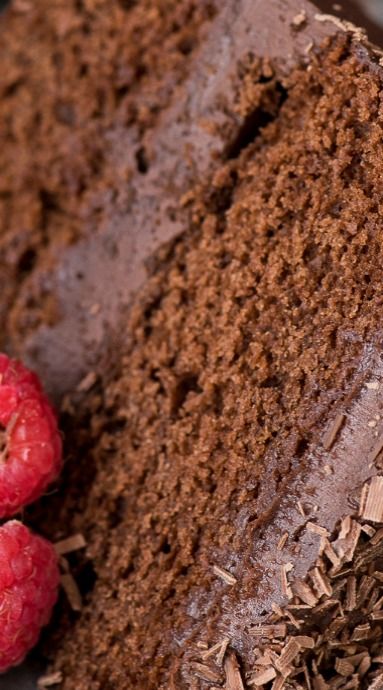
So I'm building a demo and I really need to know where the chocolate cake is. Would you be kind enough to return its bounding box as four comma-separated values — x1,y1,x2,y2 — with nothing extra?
3,0,383,688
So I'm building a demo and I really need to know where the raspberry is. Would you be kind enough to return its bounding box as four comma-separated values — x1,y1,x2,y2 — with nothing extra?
0,521,59,672
0,354,62,517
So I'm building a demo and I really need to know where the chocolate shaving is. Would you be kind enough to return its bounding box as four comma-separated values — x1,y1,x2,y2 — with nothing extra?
284,608,302,629
334,657,354,676
277,638,301,670
322,414,345,451
358,654,371,675
248,666,276,686
54,533,86,556
292,579,318,607
297,500,307,518
37,672,63,689
192,662,221,683
277,531,289,550
370,526,383,546
367,673,383,690
212,565,237,585
372,593,383,611
322,539,341,569
351,623,371,641
253,651,273,667
313,674,329,690
295,636,315,649
335,519,361,562
271,676,285,690
368,438,383,465
339,515,352,540
76,370,98,392
345,575,357,611
361,524,376,538
307,522,329,538
216,637,230,667
196,641,208,650
251,624,287,639
281,563,293,599
61,573,82,612
357,575,375,606
310,567,332,598
224,651,245,690
359,484,369,518
200,640,223,660
201,637,230,667
362,477,383,522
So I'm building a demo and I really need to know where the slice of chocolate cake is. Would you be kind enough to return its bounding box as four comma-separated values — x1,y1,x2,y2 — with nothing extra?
3,0,383,689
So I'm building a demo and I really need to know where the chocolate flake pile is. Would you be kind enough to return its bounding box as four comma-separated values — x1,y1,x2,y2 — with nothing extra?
192,477,383,689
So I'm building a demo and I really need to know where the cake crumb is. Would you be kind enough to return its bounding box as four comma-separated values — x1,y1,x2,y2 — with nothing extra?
366,380,380,390
291,10,306,28
89,302,101,316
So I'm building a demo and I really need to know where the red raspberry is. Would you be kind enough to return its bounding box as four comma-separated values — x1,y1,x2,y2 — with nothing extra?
0,521,59,672
0,354,62,517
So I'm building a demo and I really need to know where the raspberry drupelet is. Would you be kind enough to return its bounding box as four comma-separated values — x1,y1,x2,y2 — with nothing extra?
0,521,59,672
0,354,62,518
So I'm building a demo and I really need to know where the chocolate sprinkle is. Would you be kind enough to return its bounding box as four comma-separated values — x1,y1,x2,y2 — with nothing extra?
322,413,345,451
224,651,245,690
248,477,383,688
